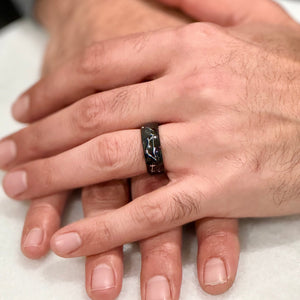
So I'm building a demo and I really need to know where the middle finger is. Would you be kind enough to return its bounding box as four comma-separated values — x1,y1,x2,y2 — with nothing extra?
0,78,180,170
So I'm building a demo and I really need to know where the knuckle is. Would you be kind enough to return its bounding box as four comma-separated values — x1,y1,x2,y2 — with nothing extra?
72,95,106,132
78,42,107,75
95,134,122,169
133,201,168,227
82,181,128,214
177,72,206,99
143,243,178,261
176,71,228,109
132,189,200,227
200,231,233,248
27,202,60,220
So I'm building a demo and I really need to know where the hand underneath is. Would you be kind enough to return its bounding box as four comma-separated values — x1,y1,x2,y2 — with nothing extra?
36,0,190,75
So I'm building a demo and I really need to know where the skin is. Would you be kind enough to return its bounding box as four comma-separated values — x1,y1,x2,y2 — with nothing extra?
2,0,300,263
0,0,241,299
1,3,298,300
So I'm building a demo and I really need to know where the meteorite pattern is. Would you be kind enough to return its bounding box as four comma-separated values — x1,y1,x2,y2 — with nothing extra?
141,123,165,175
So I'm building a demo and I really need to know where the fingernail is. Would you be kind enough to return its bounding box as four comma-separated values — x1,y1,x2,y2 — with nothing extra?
0,140,17,168
204,257,227,286
146,276,171,300
91,264,116,291
53,232,82,254
12,94,30,120
24,228,43,247
3,170,27,197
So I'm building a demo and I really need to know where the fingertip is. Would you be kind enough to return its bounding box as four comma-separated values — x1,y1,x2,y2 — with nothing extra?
3,170,28,199
196,219,240,295
21,227,49,259
49,234,66,258
21,244,49,260
49,234,61,257
11,94,30,123
85,250,123,300
200,257,233,295
87,265,118,300
197,234,240,295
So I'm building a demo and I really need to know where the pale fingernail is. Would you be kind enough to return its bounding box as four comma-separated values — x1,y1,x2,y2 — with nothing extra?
204,258,227,286
91,264,116,291
24,228,43,247
146,276,171,300
0,140,17,168
12,94,30,120
53,232,82,254
3,171,27,197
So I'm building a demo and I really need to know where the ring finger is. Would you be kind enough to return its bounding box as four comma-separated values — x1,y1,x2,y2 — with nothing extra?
3,123,189,200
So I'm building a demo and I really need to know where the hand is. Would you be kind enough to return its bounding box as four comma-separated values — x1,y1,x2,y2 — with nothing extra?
5,0,240,298
2,0,298,254
2,0,298,262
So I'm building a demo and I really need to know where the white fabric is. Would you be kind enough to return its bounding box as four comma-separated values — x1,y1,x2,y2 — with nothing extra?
0,1,300,299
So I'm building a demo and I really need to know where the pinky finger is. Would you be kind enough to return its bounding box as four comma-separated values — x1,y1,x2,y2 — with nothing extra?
196,218,240,295
21,192,68,259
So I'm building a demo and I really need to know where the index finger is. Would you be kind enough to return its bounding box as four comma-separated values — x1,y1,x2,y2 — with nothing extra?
50,177,210,257
12,28,176,123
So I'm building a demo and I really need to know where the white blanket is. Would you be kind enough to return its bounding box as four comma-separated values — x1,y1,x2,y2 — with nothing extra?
0,1,300,299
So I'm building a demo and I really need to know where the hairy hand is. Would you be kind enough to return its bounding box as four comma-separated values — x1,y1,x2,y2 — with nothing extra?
2,0,299,254
1,1,242,299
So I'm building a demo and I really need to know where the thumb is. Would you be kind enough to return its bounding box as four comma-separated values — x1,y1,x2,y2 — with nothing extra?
157,0,294,26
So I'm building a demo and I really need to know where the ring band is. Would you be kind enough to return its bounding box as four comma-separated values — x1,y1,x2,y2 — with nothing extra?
141,123,165,175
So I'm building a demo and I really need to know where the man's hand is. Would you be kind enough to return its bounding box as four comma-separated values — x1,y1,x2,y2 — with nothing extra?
2,0,300,242
1,1,241,299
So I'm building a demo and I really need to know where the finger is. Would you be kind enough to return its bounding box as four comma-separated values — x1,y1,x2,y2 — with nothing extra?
2,79,181,169
140,229,182,300
3,123,187,200
82,181,129,300
158,0,294,26
195,218,240,295
50,177,208,257
12,28,177,123
21,192,68,259
131,174,182,300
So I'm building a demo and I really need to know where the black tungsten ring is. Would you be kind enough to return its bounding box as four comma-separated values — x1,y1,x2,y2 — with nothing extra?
141,123,165,175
